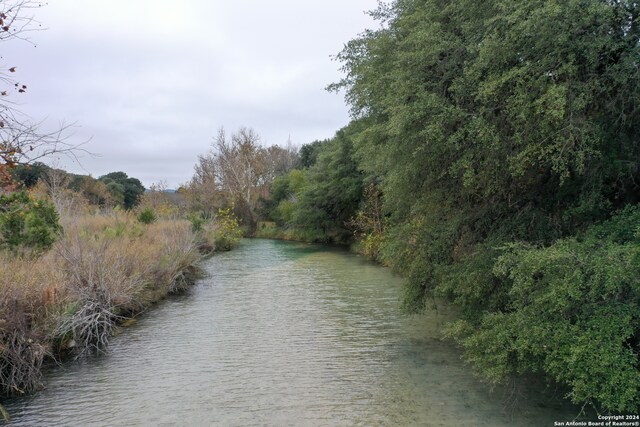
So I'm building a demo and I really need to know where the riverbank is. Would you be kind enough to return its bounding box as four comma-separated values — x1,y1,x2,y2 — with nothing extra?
1,239,585,426
0,212,207,416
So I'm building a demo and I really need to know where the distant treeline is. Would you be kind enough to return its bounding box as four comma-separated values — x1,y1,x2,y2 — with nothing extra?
12,163,146,210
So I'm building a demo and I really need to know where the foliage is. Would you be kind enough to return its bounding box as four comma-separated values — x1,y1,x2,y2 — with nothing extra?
327,0,640,412
188,212,206,233
262,169,306,226
0,191,61,253
98,172,145,210
272,124,364,243
448,207,640,412
206,207,243,251
137,208,156,224
299,140,326,168
68,174,116,207
348,183,385,260
11,162,50,188
12,165,145,211
188,127,299,233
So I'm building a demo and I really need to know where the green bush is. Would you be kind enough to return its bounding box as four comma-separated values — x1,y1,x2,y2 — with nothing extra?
0,191,62,254
188,213,206,233
448,206,640,412
137,208,156,224
208,208,243,251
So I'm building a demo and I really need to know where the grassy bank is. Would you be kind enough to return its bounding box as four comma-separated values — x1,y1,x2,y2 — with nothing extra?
0,212,206,406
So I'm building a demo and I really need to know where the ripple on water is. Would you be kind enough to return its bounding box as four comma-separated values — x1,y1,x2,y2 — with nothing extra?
3,239,582,426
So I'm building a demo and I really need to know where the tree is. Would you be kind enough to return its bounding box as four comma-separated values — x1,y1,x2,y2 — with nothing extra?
0,190,61,254
331,0,640,412
186,152,228,217
68,174,114,207
299,140,325,168
0,1,80,189
98,172,145,210
283,124,363,243
11,161,49,188
189,127,299,232
208,127,264,230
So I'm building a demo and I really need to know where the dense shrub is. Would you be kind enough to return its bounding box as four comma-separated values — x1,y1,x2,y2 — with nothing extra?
206,208,243,251
137,208,156,224
448,207,640,412
0,192,62,254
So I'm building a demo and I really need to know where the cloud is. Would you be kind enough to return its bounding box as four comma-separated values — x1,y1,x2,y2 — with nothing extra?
1,0,376,188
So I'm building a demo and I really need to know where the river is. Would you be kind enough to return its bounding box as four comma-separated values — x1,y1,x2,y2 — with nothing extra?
3,239,580,426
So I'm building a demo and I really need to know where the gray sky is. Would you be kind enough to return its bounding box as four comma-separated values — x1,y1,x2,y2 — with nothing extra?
4,1,377,188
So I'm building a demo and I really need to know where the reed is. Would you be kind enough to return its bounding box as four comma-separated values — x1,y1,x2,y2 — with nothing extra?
0,212,202,396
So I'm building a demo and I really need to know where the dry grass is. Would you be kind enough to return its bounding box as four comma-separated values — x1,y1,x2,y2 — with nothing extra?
0,212,202,395
0,253,65,395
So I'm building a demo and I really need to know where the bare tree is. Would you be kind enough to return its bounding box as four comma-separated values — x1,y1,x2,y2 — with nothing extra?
212,127,265,229
215,127,264,206
187,145,229,216
189,127,301,231
262,141,299,185
0,1,85,189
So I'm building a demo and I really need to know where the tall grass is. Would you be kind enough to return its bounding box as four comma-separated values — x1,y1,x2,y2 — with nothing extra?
0,212,202,396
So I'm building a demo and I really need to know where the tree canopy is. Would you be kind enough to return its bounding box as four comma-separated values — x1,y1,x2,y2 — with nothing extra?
98,172,145,210
324,0,640,412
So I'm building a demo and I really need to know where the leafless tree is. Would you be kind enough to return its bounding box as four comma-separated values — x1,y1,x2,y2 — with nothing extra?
189,127,301,230
0,1,86,188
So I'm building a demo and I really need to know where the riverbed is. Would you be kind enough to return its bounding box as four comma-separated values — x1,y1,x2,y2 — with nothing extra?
3,239,580,426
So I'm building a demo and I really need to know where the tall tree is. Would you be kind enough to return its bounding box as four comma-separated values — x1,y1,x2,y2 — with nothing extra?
189,127,299,232
332,0,640,412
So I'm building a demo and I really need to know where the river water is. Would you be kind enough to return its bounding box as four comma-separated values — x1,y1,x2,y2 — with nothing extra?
3,239,580,426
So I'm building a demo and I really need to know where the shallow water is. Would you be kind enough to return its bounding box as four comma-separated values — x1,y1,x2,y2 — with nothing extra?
3,239,581,426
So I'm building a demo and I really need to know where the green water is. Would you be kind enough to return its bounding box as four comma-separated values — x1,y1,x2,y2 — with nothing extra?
3,239,581,426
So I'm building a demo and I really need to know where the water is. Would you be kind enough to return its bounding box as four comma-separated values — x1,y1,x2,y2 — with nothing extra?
2,239,580,426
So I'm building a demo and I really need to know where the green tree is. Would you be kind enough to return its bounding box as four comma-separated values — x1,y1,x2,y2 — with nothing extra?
98,172,145,210
0,191,62,254
288,124,363,243
11,162,50,188
331,0,640,411
299,140,326,168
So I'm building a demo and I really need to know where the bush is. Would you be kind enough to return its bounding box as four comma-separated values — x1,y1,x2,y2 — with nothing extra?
188,213,206,233
207,208,243,251
137,208,156,224
0,191,62,254
448,206,640,412
1,213,202,397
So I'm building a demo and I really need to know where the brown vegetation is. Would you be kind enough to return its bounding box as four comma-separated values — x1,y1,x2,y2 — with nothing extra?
0,212,202,397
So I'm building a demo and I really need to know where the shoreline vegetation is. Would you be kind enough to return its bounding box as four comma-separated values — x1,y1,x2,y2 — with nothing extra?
2,0,640,419
0,189,243,421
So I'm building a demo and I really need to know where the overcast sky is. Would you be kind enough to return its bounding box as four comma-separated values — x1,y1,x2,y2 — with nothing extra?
3,1,377,188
